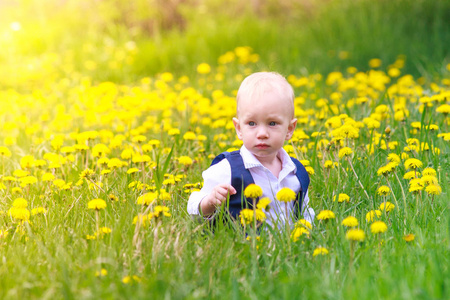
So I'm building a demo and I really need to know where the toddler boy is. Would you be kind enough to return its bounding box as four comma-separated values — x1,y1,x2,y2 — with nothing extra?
187,72,315,228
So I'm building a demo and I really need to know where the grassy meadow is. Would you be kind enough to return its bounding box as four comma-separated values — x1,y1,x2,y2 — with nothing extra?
0,0,449,299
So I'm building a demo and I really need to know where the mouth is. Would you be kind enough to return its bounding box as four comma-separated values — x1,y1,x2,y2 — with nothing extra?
255,144,269,149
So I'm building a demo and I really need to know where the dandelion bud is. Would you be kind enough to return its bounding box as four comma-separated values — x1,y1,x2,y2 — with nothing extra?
385,126,391,135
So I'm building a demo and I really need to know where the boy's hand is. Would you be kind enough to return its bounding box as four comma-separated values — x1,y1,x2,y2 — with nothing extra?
200,184,236,216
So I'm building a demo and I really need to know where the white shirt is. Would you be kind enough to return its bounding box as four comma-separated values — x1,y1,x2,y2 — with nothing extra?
187,146,315,228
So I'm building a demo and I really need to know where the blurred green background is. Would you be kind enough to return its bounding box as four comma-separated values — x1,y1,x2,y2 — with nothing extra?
0,0,449,88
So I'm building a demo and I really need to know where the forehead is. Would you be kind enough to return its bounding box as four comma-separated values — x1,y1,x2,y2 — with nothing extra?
237,89,294,117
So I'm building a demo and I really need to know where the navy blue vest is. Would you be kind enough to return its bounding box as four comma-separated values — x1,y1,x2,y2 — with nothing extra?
210,150,310,220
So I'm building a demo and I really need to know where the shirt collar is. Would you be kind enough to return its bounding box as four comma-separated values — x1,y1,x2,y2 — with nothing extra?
240,145,297,173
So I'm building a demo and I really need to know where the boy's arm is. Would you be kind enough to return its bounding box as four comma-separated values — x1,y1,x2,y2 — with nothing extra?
187,159,235,216
200,184,236,216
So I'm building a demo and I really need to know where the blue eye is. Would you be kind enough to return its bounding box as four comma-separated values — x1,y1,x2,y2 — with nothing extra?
269,121,276,126
249,121,256,126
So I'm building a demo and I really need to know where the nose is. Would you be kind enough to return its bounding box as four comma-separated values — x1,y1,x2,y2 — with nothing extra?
256,126,269,139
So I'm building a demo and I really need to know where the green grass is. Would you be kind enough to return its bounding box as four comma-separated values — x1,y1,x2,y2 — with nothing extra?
0,0,449,299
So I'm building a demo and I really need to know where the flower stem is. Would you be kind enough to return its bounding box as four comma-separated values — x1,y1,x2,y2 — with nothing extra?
95,210,99,235
349,241,355,270
346,157,370,200
393,171,407,213
385,179,399,212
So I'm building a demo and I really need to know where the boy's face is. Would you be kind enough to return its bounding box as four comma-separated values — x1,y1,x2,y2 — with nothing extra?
233,89,297,161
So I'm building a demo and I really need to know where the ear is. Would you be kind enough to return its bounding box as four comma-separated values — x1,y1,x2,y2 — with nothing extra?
233,117,243,140
286,118,297,140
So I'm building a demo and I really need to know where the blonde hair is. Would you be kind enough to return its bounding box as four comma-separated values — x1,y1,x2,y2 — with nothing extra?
236,72,295,117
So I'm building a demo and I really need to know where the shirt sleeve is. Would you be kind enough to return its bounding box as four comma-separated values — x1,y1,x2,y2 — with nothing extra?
187,159,232,215
301,190,315,225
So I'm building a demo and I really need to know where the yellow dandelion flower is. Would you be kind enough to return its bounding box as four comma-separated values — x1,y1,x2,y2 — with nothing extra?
244,184,263,199
404,158,423,170
197,63,211,74
313,247,329,257
377,165,391,176
333,193,350,203
256,197,271,210
19,176,37,187
162,177,175,185
137,192,157,206
377,186,390,196
79,168,95,179
60,146,75,154
12,198,27,208
95,269,108,277
436,104,450,114
13,169,29,178
291,227,310,242
239,209,254,225
366,210,382,222
379,201,395,212
127,168,140,174
295,219,312,229
370,221,388,234
121,148,134,160
387,153,401,164
342,216,359,227
31,207,47,215
133,213,152,226
422,167,437,177
108,194,119,202
255,209,266,222
403,234,415,242
305,166,315,175
183,131,196,140
87,199,107,210
108,158,124,169
122,276,132,284
153,206,171,218
158,189,171,201
276,187,296,202
98,227,112,234
168,128,180,136
425,184,442,195
74,144,89,151
131,135,147,143
92,143,110,158
317,210,335,220
20,155,35,169
178,156,193,166
324,160,334,169
338,147,353,159
42,172,55,181
409,183,423,193
11,187,22,194
8,207,30,221
2,176,17,182
403,171,418,180
34,159,47,168
363,117,381,129
0,146,12,157
421,175,438,186
369,58,382,68
346,229,365,241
